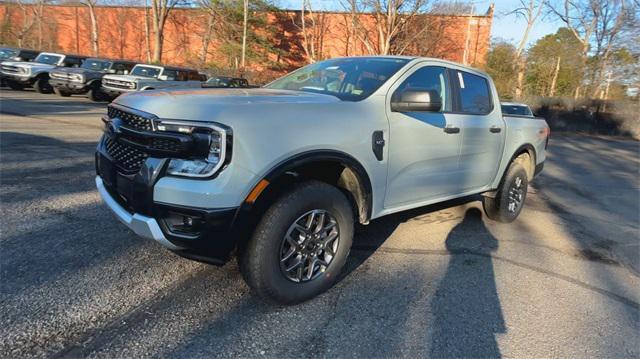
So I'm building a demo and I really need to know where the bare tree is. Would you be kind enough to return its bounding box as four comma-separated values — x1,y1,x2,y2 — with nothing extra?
290,0,328,63
550,0,633,99
343,0,430,55
150,0,183,62
241,0,248,68
509,0,545,99
588,0,630,98
550,0,598,98
143,0,152,62
12,0,37,48
81,0,99,56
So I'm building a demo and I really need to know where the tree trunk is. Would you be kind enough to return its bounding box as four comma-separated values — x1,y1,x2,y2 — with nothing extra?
200,13,214,64
151,0,163,63
548,56,561,97
85,2,99,56
241,0,248,68
144,1,152,63
514,57,526,99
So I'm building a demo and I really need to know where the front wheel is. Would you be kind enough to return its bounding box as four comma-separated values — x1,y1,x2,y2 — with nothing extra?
53,87,71,97
240,181,354,304
483,162,528,223
87,83,105,101
34,77,53,94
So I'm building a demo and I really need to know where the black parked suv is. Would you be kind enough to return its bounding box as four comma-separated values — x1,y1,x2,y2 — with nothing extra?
50,58,136,101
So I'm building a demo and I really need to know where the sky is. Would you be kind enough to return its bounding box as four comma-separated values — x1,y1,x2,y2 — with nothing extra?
276,0,565,47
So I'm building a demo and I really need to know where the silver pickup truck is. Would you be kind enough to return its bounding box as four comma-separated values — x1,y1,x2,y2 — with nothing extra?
95,56,549,304
101,64,204,99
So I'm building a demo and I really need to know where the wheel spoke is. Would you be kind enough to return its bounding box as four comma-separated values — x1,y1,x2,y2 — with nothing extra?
314,212,325,234
321,231,338,246
281,246,297,262
306,258,317,279
286,257,303,272
304,211,316,230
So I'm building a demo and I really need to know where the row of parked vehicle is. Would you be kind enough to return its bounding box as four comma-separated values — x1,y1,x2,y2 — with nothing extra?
0,47,253,101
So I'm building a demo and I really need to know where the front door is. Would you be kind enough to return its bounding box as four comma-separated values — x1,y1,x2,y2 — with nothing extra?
384,64,464,208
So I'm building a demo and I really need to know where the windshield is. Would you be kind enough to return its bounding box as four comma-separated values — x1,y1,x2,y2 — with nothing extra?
34,53,62,65
266,57,410,101
130,65,162,78
82,59,112,71
501,105,533,116
0,49,18,60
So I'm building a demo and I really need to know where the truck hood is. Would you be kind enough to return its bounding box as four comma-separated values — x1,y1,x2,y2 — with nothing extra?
52,67,102,76
103,74,151,83
1,61,56,71
114,88,342,119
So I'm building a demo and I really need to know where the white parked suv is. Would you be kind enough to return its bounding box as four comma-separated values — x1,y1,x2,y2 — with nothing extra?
0,52,86,93
95,56,550,304
101,64,204,99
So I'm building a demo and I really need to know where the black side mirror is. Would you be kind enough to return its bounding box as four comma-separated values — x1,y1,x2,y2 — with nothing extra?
391,88,442,112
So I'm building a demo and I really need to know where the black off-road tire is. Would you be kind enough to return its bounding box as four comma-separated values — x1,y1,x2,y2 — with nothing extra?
34,77,53,94
240,180,354,305
483,161,529,223
7,81,24,91
87,83,105,102
53,87,71,97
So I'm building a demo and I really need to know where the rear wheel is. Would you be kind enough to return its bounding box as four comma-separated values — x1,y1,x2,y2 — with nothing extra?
34,77,53,94
483,161,528,223
7,81,24,91
240,181,354,304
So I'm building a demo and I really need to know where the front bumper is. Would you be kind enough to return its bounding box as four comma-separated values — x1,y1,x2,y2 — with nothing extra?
0,72,33,84
101,86,135,97
96,176,182,250
95,138,240,265
50,79,91,94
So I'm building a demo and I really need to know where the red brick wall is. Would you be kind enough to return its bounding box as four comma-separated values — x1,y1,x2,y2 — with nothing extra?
0,4,492,73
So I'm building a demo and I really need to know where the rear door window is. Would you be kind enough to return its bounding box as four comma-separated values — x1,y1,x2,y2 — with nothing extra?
453,70,492,115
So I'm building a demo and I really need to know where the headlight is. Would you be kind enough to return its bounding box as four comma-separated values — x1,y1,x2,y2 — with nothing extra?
70,73,84,82
19,67,30,74
157,120,229,178
128,82,137,89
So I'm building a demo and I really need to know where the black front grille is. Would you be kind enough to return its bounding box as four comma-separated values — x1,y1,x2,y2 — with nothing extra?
105,137,148,173
151,138,182,152
107,105,153,131
1,65,20,74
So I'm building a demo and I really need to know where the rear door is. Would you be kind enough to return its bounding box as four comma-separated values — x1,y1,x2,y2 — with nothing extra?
384,63,465,208
448,69,505,191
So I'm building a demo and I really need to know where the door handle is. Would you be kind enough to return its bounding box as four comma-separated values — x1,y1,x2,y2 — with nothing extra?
443,125,460,134
490,126,502,133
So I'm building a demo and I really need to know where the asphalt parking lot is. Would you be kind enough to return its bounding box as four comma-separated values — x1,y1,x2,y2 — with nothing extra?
1,89,639,358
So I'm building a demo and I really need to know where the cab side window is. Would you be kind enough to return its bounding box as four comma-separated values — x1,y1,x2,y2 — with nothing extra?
394,66,450,112
65,57,83,68
454,70,492,115
162,69,177,80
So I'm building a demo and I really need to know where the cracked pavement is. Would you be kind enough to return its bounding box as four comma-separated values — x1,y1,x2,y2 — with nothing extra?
1,90,639,358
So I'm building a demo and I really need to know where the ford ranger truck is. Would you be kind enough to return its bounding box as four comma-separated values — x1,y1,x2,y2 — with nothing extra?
101,64,203,99
0,52,86,93
49,58,136,101
95,56,549,304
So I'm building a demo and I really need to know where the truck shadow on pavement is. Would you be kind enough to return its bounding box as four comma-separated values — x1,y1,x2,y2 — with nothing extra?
345,203,505,358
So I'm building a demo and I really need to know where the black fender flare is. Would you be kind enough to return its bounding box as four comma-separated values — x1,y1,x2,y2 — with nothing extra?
500,143,537,182
234,150,374,228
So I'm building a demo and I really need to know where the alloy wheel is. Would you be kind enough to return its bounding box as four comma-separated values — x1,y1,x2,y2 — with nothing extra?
279,209,340,283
